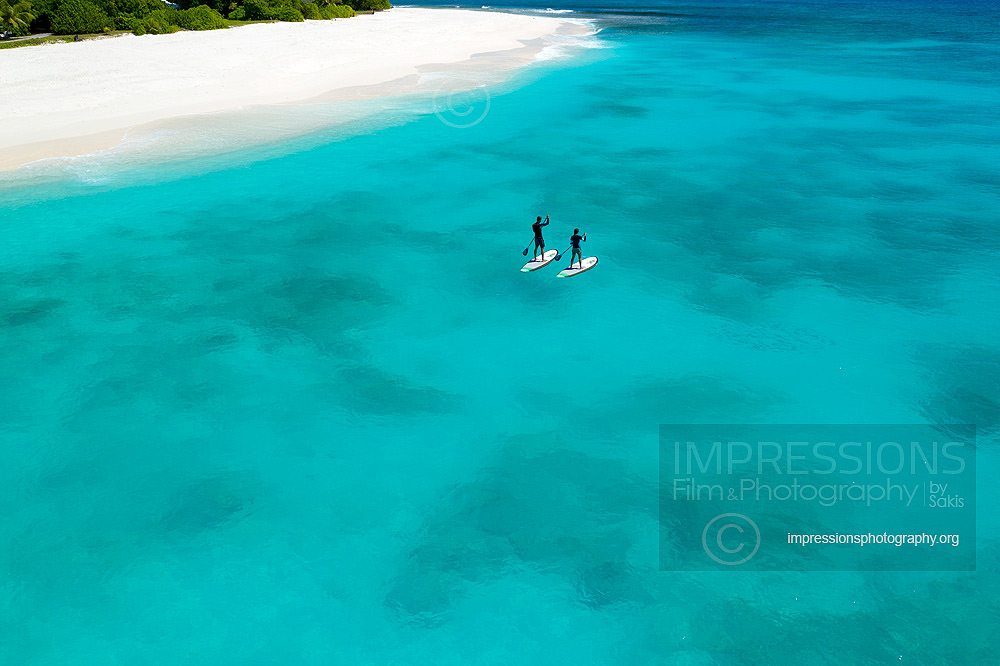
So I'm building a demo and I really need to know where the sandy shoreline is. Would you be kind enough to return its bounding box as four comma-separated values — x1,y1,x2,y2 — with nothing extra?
0,9,583,170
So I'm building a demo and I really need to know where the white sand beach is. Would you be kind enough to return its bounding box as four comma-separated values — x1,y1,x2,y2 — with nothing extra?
0,9,580,169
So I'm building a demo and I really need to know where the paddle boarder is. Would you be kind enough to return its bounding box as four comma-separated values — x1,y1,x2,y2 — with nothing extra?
532,215,549,261
570,228,586,268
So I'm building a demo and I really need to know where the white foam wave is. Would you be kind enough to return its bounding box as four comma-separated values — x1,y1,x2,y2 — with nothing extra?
531,21,606,62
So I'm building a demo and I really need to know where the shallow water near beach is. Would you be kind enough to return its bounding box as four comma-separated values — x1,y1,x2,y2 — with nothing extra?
1,1,999,663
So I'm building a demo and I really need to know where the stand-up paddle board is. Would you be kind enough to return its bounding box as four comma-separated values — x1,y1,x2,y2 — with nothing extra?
521,249,559,272
557,256,598,278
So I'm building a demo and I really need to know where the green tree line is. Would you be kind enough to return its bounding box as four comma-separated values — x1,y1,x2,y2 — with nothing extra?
1,0,389,38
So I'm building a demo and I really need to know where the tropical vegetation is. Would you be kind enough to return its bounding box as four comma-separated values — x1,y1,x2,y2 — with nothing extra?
1,0,35,36
0,0,387,40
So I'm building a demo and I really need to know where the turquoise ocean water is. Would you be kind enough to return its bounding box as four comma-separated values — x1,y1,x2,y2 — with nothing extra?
1,0,999,662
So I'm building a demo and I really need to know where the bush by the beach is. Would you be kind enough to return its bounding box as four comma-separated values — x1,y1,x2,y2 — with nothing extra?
319,2,352,17
344,0,388,11
140,7,179,32
237,0,312,21
300,1,318,19
239,0,266,19
113,9,137,28
271,5,301,20
95,0,160,18
50,0,112,33
204,0,373,18
175,4,225,29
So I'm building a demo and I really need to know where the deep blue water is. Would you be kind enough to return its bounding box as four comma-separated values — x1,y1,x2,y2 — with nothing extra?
1,1,998,663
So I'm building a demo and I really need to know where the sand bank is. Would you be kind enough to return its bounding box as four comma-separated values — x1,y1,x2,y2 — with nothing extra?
0,9,582,170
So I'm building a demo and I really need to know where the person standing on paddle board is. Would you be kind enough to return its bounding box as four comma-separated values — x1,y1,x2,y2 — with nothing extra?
570,228,587,268
532,215,549,261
